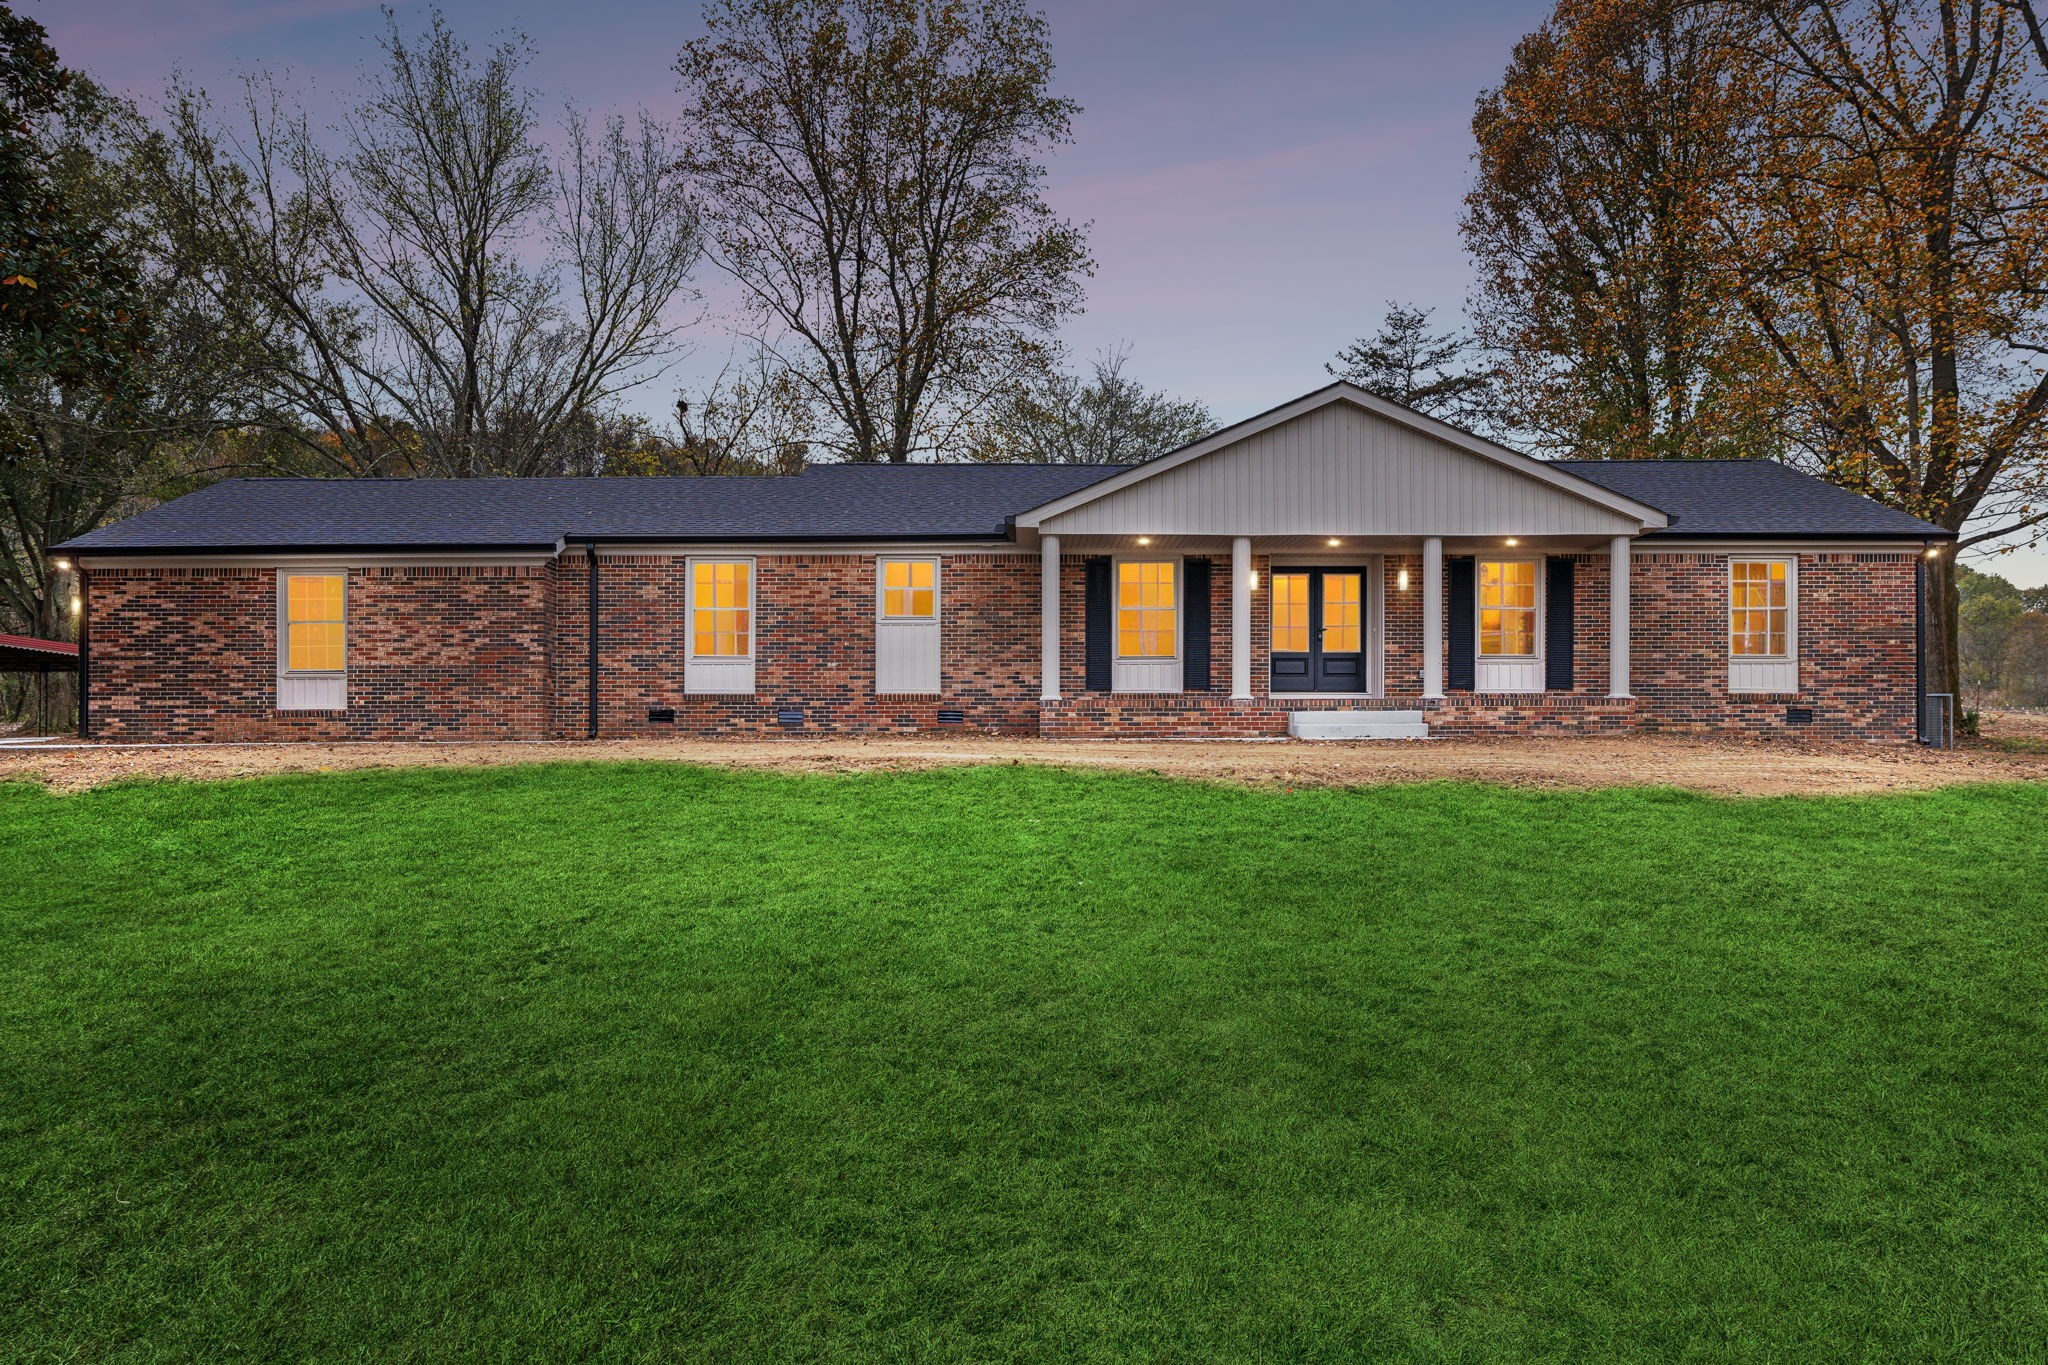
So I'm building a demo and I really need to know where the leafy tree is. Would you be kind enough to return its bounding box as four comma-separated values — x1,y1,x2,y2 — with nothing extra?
1464,0,1769,459
0,78,260,653
965,347,1210,464
156,11,702,478
1327,303,1493,426
1708,0,2048,702
1959,563,2048,708
0,3,146,391
674,0,1092,462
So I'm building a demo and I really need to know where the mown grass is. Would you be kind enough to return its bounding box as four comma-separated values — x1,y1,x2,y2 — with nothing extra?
3,763,2047,1362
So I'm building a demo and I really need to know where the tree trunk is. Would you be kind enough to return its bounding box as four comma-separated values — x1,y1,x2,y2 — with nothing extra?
1923,550,1962,710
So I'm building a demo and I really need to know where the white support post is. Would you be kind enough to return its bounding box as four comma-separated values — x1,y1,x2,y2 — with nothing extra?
1231,536,1253,700
1040,534,1062,701
1609,534,1633,698
1422,536,1445,698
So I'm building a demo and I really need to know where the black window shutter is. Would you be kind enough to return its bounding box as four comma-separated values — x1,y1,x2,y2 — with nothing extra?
1182,557,1212,691
1083,557,1112,692
1545,556,1576,691
1447,556,1476,691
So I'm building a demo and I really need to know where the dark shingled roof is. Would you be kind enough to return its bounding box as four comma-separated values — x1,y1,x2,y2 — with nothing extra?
57,463,1129,554
58,452,1949,554
1555,459,1950,540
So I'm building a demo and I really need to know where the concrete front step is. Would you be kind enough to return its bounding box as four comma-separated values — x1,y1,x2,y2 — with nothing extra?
1287,710,1430,740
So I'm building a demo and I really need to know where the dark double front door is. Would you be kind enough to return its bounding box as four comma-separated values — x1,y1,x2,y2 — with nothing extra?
1270,568,1365,692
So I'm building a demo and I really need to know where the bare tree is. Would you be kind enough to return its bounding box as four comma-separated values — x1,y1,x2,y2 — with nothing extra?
964,346,1210,463
674,0,1092,462
156,10,703,477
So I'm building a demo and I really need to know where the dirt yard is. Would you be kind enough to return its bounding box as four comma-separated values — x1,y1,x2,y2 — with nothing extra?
5,718,2047,797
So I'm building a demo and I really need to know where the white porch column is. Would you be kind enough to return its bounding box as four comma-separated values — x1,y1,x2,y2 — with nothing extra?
1040,535,1062,700
1609,535,1633,698
1231,536,1253,699
1422,536,1445,698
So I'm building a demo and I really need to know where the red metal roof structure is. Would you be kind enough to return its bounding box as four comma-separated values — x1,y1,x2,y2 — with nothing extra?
0,633,80,672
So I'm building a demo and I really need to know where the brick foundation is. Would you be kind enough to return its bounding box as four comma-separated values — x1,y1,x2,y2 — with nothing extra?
83,547,1920,743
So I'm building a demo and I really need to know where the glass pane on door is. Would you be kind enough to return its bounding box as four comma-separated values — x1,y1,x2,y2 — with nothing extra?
1322,573,1361,653
1272,573,1310,652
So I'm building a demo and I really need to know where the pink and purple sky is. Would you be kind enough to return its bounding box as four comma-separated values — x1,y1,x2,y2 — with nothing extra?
38,0,2047,581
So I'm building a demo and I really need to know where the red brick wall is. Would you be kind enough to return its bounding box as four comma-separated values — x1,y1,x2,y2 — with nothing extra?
84,546,1920,742
1627,551,1917,741
88,564,555,741
553,551,1044,736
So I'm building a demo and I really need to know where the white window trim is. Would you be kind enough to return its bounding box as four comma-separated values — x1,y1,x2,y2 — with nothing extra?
875,555,942,695
1475,557,1544,660
1111,553,1183,694
1728,556,1800,693
1475,557,1545,694
685,555,758,695
875,555,941,624
276,568,348,712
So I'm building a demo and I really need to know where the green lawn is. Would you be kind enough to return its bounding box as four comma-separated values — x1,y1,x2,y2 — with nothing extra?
4,764,2047,1361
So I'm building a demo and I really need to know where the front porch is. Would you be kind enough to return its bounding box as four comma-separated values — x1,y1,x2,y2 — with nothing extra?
1014,385,1666,737
1031,534,1642,738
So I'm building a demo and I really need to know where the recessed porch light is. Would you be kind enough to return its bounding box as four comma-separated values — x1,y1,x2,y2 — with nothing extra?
1326,538,1340,547
1505,537,1520,547
53,558,71,571
1136,536,1152,546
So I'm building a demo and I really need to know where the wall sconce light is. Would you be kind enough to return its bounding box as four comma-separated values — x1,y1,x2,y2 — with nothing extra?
1397,568,1411,591
1136,536,1152,546
1249,571,1260,590
70,595,82,616
1924,546,1942,559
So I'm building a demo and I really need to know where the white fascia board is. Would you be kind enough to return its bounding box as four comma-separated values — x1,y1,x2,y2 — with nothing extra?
1634,538,1938,554
76,550,560,570
1010,382,1670,531
581,540,1022,555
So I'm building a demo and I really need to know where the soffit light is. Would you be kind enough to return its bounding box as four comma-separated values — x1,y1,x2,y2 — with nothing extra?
1506,537,1520,547
1327,538,1341,547
1136,536,1152,546
53,557,71,571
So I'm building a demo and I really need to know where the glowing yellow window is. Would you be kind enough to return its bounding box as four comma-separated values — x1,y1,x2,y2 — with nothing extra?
691,560,752,657
1116,560,1177,659
1271,573,1310,652
1322,572,1362,654
881,559,937,620
1479,560,1537,657
284,573,346,672
1730,560,1789,656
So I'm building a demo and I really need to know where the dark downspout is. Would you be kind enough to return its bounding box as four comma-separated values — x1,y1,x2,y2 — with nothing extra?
586,543,600,739
77,565,90,740
1914,554,1928,744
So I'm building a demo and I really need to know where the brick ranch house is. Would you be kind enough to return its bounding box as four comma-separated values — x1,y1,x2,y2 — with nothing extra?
59,384,1954,743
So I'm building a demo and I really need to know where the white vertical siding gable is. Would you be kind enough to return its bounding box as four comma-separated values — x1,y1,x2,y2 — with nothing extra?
1038,401,1643,538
